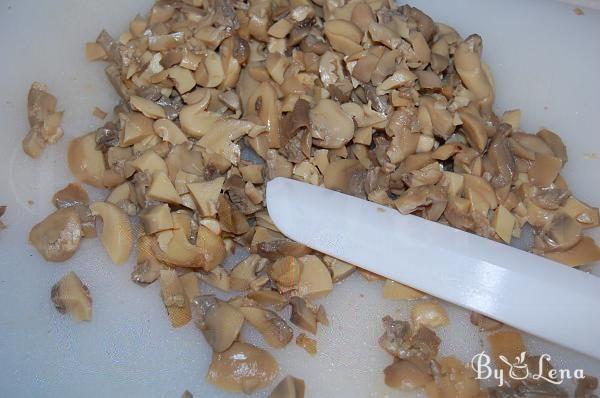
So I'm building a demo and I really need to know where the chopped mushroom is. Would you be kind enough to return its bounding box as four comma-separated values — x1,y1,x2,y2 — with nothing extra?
470,312,503,332
51,271,92,321
206,342,278,394
192,295,244,352
239,305,294,348
268,375,305,398
410,301,449,329
29,207,82,262
159,270,192,327
289,296,317,334
295,333,317,356
22,82,64,158
89,202,133,265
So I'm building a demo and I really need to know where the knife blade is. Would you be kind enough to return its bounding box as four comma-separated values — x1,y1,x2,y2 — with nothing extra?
266,177,600,360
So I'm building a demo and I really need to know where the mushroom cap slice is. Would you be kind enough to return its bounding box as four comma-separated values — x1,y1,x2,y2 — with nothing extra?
297,255,333,300
89,202,133,265
206,341,278,394
309,99,355,149
193,295,244,352
268,375,305,398
289,296,317,334
67,132,107,188
52,183,89,208
384,360,433,390
51,271,92,321
239,305,294,348
29,207,82,262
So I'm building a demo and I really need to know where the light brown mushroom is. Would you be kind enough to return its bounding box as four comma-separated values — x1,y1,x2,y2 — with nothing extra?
297,255,333,300
159,269,192,327
51,271,92,321
289,296,317,334
295,333,317,356
543,236,600,267
268,375,305,398
23,82,64,158
29,207,82,262
410,301,449,329
470,312,503,332
89,202,133,265
384,360,433,391
52,183,89,209
539,213,582,252
383,280,425,300
192,295,244,352
67,133,108,188
322,255,356,282
139,204,173,235
239,305,294,348
230,254,262,291
206,342,278,394
529,153,562,188
454,34,494,115
268,256,302,291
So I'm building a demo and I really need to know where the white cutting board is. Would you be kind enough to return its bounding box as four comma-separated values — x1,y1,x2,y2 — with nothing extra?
0,1,599,397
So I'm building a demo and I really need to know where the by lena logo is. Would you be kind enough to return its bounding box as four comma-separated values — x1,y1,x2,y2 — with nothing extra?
470,351,585,387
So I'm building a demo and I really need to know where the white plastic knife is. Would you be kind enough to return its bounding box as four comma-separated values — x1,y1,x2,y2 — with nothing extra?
266,177,600,360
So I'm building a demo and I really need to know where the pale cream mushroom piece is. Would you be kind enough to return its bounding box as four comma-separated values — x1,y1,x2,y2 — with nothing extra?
193,295,244,352
129,150,169,176
206,342,278,394
146,172,182,205
268,375,305,398
67,132,108,188
23,82,64,158
323,159,366,197
89,202,133,265
268,256,302,291
200,266,231,291
229,254,262,291
454,34,494,114
297,255,333,300
159,269,192,328
543,236,600,267
187,177,225,217
139,204,173,235
29,207,82,262
121,112,155,146
52,183,89,209
247,289,288,308
384,360,433,391
296,333,317,356
529,153,562,188
239,305,294,348
153,118,187,145
51,271,92,321
383,279,426,300
289,296,317,334
411,301,449,329
323,20,363,56
322,255,355,282
130,95,166,119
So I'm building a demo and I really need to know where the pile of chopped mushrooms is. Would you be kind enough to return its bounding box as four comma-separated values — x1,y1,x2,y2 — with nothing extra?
25,0,600,396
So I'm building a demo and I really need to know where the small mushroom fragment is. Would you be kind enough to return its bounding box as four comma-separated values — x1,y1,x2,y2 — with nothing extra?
89,202,133,265
297,255,333,299
187,177,225,217
470,312,503,332
268,256,302,291
289,296,317,334
247,289,288,308
322,255,355,282
539,213,582,252
410,301,449,329
239,305,294,348
383,280,425,300
206,342,278,394
529,153,562,188
0,206,6,230
130,95,166,119
384,360,433,391
268,375,305,398
295,333,317,356
193,295,244,352
29,207,82,262
543,236,600,267
68,132,108,188
23,82,64,158
51,271,92,321
52,183,89,208
132,234,165,285
139,204,173,235
488,330,526,374
309,99,354,149
229,254,262,291
379,316,440,361
159,270,192,327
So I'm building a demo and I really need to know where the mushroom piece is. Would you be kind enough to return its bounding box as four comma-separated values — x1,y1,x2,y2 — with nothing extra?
139,204,173,235
130,95,167,119
322,255,355,282
51,271,92,321
29,207,82,262
89,202,133,265
23,82,64,158
309,99,355,149
295,333,317,356
289,296,317,334
529,153,562,188
230,254,262,291
410,301,449,329
67,132,108,188
52,183,89,209
543,236,600,267
247,289,288,308
297,255,333,300
454,34,494,115
159,269,192,327
268,256,302,291
192,295,244,353
470,312,503,332
539,213,582,252
379,316,440,361
268,375,305,398
206,342,278,394
383,280,425,300
239,305,294,348
384,360,433,391
323,159,366,198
